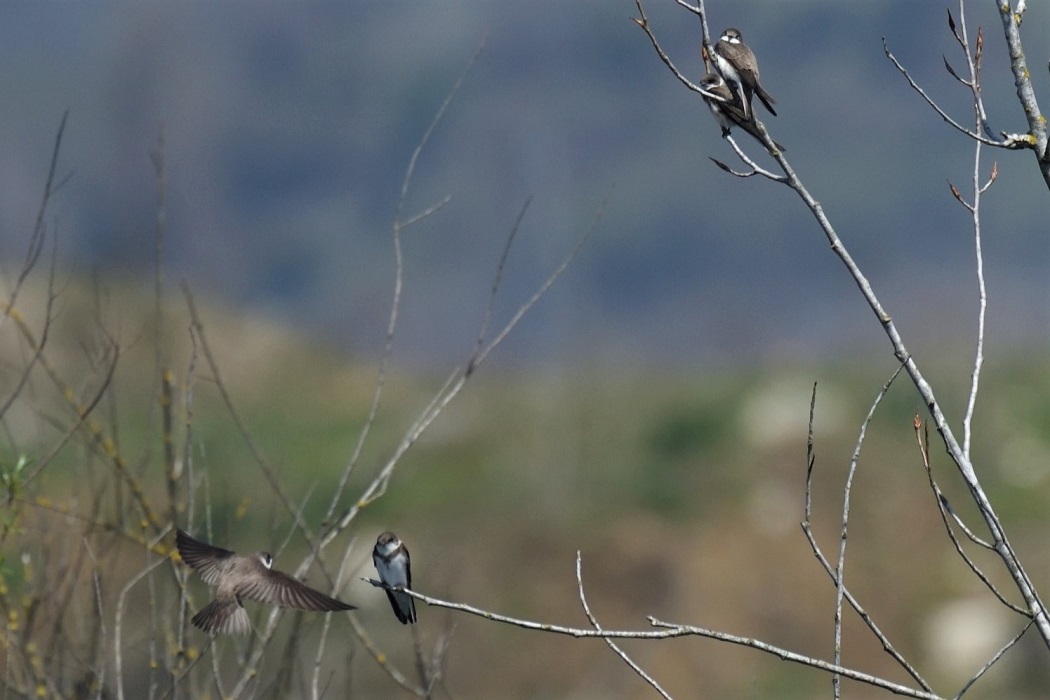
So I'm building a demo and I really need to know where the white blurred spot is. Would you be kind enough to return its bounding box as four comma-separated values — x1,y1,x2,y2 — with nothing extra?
739,376,847,448
924,597,1014,679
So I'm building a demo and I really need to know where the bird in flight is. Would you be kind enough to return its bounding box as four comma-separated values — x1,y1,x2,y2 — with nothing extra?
176,529,355,635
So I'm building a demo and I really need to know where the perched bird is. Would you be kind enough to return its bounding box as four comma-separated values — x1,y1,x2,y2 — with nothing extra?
372,532,416,624
699,72,784,151
713,27,777,119
175,529,355,635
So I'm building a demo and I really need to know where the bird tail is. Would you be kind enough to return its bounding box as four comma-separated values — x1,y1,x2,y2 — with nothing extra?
389,590,417,624
192,599,251,635
739,119,785,152
755,85,777,116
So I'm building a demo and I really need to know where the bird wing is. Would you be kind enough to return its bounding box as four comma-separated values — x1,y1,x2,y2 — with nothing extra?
176,529,235,586
397,544,417,622
240,567,356,612
731,47,777,116
754,83,777,116
385,588,416,624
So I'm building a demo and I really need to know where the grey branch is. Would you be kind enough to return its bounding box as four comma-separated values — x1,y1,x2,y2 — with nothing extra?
882,39,1007,148
385,583,946,699
575,553,672,699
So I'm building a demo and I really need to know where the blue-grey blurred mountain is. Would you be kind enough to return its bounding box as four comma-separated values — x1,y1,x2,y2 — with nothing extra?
0,1,1047,368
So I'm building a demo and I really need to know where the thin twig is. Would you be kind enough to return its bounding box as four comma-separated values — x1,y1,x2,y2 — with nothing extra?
575,552,671,699
115,531,170,700
950,1,991,460
181,284,314,544
0,111,66,335
321,189,603,549
420,618,456,699
0,316,152,529
311,534,358,700
640,0,1050,661
320,39,487,536
883,39,1007,148
914,418,1026,615
369,582,944,700
951,619,1033,699
633,0,704,95
0,237,59,423
831,365,903,698
83,539,108,700
710,134,786,180
467,196,532,376
43,338,118,477
468,191,609,372
804,370,931,692
766,88,1050,649
347,612,424,696
158,639,213,700
804,382,817,524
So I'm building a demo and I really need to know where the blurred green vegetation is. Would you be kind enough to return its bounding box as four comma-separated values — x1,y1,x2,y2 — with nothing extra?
2,275,1050,698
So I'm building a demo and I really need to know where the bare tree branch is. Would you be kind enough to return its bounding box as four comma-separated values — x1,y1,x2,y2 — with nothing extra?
992,0,1050,188
467,196,532,377
883,39,1006,147
319,39,487,534
181,283,315,545
575,552,671,699
0,112,67,335
803,371,933,693
637,0,1050,682
633,0,705,95
369,581,946,700
764,88,1050,651
115,531,170,700
953,619,1033,698
914,418,1027,615
830,365,906,698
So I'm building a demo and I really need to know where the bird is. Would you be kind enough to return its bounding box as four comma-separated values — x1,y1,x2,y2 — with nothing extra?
175,529,355,635
372,532,416,624
699,72,784,151
713,27,777,119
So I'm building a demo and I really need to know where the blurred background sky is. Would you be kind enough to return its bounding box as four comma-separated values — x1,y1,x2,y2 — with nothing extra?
0,0,1048,370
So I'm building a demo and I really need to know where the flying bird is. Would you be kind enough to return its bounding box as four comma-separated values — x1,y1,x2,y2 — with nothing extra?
175,529,355,635
699,72,784,151
713,27,777,119
372,532,416,624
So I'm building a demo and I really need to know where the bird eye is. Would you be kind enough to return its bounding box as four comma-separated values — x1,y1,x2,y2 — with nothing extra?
262,554,273,569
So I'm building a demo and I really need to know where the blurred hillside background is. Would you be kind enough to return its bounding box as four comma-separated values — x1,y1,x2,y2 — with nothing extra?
1,1,1050,698
1,0,1048,367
